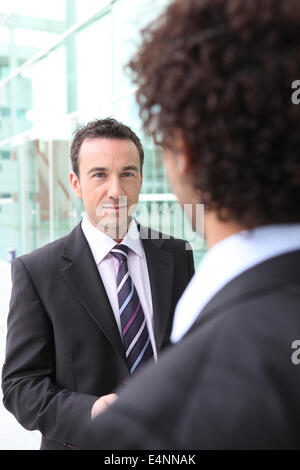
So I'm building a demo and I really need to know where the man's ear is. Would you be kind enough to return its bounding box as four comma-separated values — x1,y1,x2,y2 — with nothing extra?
139,169,143,191
69,171,82,199
177,150,191,176
174,129,192,176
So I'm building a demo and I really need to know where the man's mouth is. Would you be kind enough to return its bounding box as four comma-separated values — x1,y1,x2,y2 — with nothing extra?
102,205,128,211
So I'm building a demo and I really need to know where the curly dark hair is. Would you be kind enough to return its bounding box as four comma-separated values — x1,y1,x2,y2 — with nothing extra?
70,118,144,177
128,0,300,227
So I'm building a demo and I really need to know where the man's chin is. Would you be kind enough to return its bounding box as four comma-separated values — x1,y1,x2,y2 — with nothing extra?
94,216,131,240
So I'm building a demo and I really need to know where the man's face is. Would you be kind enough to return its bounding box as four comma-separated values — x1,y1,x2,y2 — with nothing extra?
70,137,143,241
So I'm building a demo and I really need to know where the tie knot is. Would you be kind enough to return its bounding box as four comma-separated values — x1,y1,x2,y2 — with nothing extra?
111,244,129,263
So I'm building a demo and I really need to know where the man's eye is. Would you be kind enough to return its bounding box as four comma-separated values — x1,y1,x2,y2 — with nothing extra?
95,173,105,178
123,172,133,177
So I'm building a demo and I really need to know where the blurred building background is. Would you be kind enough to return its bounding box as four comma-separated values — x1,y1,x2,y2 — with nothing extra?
0,0,205,266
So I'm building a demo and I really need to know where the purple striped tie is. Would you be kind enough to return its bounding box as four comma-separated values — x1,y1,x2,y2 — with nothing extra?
111,244,154,374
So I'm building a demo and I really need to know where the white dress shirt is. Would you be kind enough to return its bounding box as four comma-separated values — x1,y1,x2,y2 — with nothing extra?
81,214,157,360
171,223,300,343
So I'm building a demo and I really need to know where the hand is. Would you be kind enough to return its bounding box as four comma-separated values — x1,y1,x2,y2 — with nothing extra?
91,393,118,420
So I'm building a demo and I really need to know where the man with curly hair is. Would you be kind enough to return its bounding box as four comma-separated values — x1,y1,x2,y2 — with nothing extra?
82,0,300,449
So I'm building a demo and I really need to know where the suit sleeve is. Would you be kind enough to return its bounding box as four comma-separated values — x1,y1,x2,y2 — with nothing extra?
1,258,98,448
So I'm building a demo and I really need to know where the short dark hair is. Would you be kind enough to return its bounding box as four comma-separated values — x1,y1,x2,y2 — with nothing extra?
70,117,144,177
128,0,300,227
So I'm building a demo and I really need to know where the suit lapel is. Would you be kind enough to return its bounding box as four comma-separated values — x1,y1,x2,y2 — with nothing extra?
60,222,175,355
140,225,174,351
60,223,124,356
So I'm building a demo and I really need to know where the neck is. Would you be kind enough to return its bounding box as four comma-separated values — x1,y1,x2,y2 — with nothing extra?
204,211,245,249
85,213,133,242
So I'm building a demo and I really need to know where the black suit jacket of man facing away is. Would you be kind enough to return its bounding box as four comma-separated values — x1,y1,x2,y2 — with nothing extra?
80,0,300,450
82,248,300,449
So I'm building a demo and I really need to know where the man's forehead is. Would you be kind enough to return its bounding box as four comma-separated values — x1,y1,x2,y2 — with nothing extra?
78,137,140,167
80,137,138,152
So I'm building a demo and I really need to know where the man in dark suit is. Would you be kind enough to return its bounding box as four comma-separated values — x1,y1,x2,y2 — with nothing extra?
1,118,194,450
81,0,300,449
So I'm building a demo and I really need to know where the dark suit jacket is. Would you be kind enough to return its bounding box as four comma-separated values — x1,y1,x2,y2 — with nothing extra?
82,250,300,450
1,222,194,450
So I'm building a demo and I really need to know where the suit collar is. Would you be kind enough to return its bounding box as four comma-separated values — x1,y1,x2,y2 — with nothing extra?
137,222,169,248
190,249,300,332
142,236,174,350
61,222,86,261
60,219,167,257
137,222,175,350
171,224,300,343
61,223,125,356
81,215,145,264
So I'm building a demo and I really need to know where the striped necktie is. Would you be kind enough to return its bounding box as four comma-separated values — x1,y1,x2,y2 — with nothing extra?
111,244,154,374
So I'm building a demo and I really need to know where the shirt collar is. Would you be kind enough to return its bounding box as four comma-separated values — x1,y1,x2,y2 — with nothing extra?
171,223,300,343
81,214,144,265
121,220,144,258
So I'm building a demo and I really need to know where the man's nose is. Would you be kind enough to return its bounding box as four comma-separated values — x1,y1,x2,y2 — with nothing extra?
107,175,124,198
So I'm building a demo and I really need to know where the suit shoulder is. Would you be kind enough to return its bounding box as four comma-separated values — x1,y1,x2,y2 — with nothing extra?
160,233,193,256
15,233,68,269
143,225,190,249
164,234,191,248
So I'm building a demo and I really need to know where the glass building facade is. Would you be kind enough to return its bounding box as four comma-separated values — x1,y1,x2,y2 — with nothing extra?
0,0,205,266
